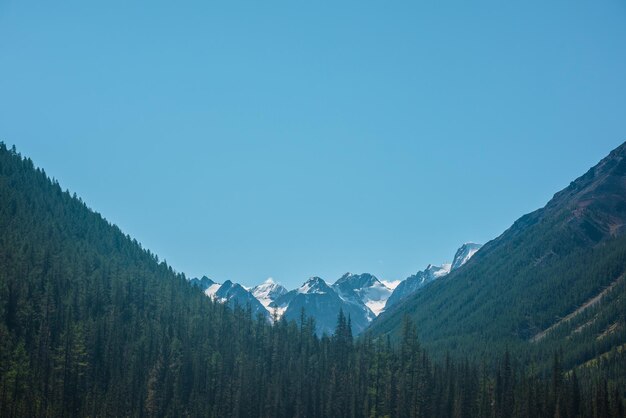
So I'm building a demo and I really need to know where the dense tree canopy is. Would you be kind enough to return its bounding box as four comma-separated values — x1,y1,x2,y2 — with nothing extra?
0,144,624,417
371,143,626,376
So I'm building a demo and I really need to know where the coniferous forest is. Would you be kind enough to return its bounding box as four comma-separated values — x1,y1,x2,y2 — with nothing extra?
371,141,626,387
0,141,625,417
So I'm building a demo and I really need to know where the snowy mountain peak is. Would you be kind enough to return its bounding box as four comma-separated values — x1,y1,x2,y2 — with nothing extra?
192,241,482,334
385,243,479,309
335,272,380,288
298,277,331,294
332,273,391,318
252,278,288,309
192,277,270,320
451,242,482,270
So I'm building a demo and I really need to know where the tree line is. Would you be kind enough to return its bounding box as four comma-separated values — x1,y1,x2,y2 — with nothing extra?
0,143,624,417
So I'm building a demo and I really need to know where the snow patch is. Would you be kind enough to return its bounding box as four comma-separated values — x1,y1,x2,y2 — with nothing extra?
204,283,222,299
252,278,287,309
435,263,452,277
298,277,328,294
365,299,388,316
382,280,401,290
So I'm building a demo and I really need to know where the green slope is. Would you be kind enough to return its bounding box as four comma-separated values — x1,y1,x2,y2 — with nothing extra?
0,144,239,416
2,143,625,417
370,141,626,370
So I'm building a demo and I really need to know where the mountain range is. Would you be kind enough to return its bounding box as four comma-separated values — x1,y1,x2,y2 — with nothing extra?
188,242,482,335
185,139,626,372
2,141,626,416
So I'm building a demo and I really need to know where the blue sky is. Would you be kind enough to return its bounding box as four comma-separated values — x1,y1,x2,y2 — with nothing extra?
1,1,625,289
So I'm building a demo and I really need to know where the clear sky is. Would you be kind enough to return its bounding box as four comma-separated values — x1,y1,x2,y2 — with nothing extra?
1,1,625,289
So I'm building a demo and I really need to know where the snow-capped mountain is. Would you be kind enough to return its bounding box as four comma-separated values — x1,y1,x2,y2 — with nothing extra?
204,281,222,299
451,243,482,271
385,243,482,309
251,278,288,310
189,275,216,291
189,277,270,320
333,273,392,317
273,276,373,336
189,242,482,334
214,280,270,319
385,263,451,308
297,276,332,294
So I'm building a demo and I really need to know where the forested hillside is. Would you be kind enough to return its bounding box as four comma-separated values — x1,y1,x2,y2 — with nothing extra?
0,143,624,417
371,142,626,375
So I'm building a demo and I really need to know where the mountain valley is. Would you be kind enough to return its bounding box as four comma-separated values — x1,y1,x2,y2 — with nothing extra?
187,242,482,335
1,142,625,417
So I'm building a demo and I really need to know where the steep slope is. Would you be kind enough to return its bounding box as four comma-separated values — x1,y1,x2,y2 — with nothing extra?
0,144,285,416
190,276,273,319
451,243,483,271
213,280,270,319
274,277,372,336
333,273,392,316
370,141,626,368
385,264,451,309
189,275,214,289
385,243,482,310
251,278,288,310
3,144,624,417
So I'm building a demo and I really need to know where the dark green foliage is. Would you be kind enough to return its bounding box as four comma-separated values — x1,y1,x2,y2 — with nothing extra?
371,142,626,378
0,144,624,417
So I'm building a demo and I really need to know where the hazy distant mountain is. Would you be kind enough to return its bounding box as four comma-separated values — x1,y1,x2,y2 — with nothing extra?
190,243,483,333
189,275,216,291
190,277,270,320
195,244,484,333
192,273,385,333
273,277,373,336
384,263,451,309
333,273,392,317
251,278,288,311
384,242,482,310
450,243,482,270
